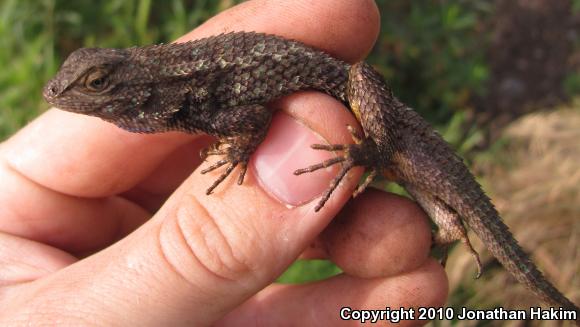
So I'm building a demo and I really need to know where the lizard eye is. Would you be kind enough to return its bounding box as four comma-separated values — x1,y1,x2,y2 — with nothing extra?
85,70,109,92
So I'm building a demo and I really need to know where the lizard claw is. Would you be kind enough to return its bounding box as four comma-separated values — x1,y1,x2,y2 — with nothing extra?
294,156,345,175
201,158,229,174
463,238,483,279
353,168,377,198
317,161,355,212
434,229,483,279
204,161,238,195
294,154,352,211
431,234,482,278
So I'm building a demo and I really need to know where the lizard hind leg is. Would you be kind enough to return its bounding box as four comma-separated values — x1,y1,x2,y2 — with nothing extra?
294,125,381,211
404,184,483,278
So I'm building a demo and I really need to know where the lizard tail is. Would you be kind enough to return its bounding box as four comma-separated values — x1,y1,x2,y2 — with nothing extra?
452,178,580,314
392,105,579,315
350,61,578,316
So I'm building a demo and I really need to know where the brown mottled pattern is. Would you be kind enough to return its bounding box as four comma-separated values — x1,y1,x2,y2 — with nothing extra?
43,32,578,314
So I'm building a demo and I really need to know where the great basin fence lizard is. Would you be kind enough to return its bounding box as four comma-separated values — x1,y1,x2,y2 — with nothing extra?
43,31,579,313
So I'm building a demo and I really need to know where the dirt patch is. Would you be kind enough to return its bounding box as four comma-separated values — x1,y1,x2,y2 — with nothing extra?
479,0,578,135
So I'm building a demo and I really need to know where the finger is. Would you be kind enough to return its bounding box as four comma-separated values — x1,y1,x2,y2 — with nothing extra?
181,0,380,62
299,189,433,271
120,135,215,212
0,163,150,254
2,111,192,198
0,232,77,287
322,190,432,278
298,239,329,259
217,261,448,327
291,190,433,269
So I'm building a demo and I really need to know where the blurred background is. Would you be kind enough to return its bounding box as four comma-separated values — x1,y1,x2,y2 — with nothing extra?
0,0,578,325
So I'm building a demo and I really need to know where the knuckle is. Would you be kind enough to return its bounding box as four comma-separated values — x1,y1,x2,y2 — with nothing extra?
160,196,262,285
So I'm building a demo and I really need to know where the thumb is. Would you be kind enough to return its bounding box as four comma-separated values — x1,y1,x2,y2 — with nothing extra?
12,93,362,326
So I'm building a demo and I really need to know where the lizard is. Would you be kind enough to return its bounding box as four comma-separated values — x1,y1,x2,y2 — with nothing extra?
42,31,579,315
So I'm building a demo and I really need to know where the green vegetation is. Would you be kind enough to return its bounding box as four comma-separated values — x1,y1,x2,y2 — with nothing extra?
277,260,342,283
372,1,491,126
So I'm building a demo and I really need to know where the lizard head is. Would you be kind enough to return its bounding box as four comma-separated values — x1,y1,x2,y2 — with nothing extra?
43,47,153,119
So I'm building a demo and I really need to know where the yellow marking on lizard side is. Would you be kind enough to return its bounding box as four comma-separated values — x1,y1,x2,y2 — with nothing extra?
349,100,362,123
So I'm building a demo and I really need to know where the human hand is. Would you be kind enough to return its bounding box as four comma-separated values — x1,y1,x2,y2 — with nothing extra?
0,0,447,325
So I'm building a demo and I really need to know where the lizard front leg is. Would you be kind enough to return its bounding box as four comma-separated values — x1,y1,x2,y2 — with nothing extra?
200,104,272,194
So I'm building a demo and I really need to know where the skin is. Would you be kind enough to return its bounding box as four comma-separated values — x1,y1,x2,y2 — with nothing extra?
0,0,447,326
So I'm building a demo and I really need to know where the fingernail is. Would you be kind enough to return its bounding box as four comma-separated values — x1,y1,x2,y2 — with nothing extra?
252,113,338,207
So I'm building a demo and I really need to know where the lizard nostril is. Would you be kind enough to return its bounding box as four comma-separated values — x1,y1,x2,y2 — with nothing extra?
45,84,58,97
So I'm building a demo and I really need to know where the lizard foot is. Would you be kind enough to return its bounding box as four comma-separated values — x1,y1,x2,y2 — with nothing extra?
199,103,271,195
452,233,482,279
430,235,481,277
432,219,483,279
294,125,380,211
200,137,255,195
436,232,483,279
